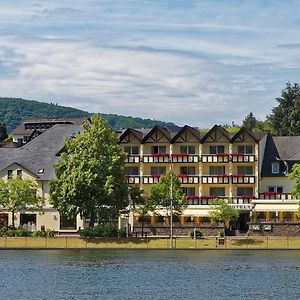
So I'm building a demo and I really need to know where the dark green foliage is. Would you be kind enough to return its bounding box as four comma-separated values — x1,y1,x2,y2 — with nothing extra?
32,229,54,237
79,224,125,237
0,226,30,237
0,122,8,141
0,98,177,132
267,82,300,135
189,228,203,239
242,112,257,131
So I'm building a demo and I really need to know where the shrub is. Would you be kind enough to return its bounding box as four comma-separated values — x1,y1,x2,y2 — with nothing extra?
219,230,225,237
79,224,123,238
45,229,55,237
33,230,47,237
189,229,203,239
15,229,29,237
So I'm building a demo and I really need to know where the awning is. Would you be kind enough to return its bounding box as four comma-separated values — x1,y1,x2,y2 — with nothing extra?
253,203,298,212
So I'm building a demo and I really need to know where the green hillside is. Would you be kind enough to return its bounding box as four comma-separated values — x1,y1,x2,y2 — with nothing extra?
0,98,177,132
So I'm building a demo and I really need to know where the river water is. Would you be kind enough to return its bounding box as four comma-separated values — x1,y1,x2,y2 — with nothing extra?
0,250,299,300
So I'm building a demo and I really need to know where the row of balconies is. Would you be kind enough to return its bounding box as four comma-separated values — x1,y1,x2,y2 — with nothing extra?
126,153,256,164
126,174,256,184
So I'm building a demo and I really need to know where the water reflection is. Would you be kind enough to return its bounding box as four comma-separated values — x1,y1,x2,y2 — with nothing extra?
0,250,299,299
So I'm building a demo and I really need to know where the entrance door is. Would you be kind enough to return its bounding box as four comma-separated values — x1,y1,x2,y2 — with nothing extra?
0,213,8,226
237,213,250,233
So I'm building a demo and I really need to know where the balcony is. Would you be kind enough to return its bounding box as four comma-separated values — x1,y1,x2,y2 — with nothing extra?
258,192,296,200
126,155,140,163
126,175,140,184
171,154,199,163
231,174,255,184
177,174,199,184
202,175,230,184
231,153,255,163
142,154,170,163
187,196,254,206
201,153,230,163
142,175,163,184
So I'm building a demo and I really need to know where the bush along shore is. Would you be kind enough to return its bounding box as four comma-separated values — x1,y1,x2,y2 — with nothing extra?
0,225,54,237
79,224,127,238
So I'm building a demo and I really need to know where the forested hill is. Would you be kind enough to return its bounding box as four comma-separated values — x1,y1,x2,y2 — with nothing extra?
0,98,177,132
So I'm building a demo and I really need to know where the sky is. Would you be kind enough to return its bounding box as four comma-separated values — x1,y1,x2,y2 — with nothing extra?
0,0,300,127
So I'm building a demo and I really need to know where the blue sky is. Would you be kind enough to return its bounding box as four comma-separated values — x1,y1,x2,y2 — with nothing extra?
0,0,300,127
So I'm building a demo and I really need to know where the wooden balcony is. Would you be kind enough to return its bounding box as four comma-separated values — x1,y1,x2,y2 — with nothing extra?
258,192,296,200
187,196,254,206
231,153,255,163
126,155,140,163
177,175,199,184
201,154,230,163
126,175,140,184
142,175,162,184
170,154,199,163
201,175,230,184
142,154,170,163
231,175,255,184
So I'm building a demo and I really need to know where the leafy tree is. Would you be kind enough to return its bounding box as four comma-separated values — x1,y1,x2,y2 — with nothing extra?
243,112,257,131
0,122,8,142
209,199,239,229
0,178,40,228
289,163,300,217
267,82,300,135
50,114,129,228
149,171,187,218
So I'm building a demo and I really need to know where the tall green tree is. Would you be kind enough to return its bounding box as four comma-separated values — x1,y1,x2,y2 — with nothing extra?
149,171,187,217
209,199,239,229
49,114,129,228
289,163,300,217
0,178,40,228
0,122,8,142
242,112,257,131
267,82,300,135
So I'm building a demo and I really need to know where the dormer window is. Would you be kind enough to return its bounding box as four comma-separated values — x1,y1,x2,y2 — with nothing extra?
17,170,22,179
271,162,280,174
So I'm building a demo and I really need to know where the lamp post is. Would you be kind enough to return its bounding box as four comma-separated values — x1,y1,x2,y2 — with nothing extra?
170,158,173,248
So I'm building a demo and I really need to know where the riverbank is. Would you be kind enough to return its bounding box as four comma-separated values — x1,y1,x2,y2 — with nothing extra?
1,236,300,249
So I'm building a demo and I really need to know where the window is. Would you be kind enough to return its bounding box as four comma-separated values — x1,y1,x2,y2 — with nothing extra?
124,146,139,155
237,145,253,154
7,170,13,180
182,187,195,196
151,145,166,154
209,145,225,154
237,166,253,175
209,187,225,197
237,187,254,196
180,166,196,175
151,167,166,175
271,162,280,174
17,170,22,179
124,167,139,176
268,186,283,193
180,145,195,154
209,166,225,175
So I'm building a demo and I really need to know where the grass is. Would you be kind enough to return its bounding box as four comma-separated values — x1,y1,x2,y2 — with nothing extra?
0,236,300,249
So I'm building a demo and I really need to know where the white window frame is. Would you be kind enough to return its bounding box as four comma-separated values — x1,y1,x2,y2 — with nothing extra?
271,162,280,174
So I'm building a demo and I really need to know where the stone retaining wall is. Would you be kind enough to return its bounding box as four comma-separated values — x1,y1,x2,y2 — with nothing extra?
249,223,300,236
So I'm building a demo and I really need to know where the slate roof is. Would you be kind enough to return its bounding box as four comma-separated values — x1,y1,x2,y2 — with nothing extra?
0,124,83,180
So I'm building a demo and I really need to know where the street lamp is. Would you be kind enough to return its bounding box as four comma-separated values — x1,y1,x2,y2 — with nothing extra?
169,157,173,248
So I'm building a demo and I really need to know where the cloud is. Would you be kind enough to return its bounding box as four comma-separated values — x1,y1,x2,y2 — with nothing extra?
0,1,300,127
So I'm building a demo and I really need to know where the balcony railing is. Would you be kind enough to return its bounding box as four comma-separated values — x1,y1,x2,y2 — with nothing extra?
170,154,199,163
231,175,255,184
142,154,170,163
186,196,254,206
126,155,140,163
177,175,199,184
231,153,255,163
202,175,230,184
142,175,163,184
258,192,296,200
201,154,230,163
126,175,140,184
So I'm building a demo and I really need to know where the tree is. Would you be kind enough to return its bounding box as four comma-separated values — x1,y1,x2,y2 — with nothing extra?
0,122,8,142
289,163,300,217
49,114,129,228
149,171,187,218
267,82,300,135
0,178,40,228
209,199,239,229
242,112,257,131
